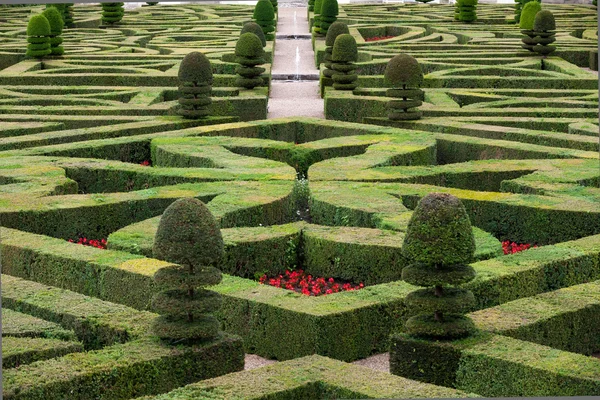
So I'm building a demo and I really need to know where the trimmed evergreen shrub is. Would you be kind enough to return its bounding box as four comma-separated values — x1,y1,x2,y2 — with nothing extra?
46,3,66,24
270,0,278,13
101,2,124,25
457,0,477,22
235,32,266,89
151,198,224,343
176,52,213,119
514,0,540,23
318,0,339,35
322,21,349,90
401,193,477,339
309,0,315,11
383,54,424,121
253,0,275,41
26,14,51,59
241,21,266,47
519,1,542,52
63,3,74,28
42,7,64,56
330,34,358,91
313,0,323,34
532,10,556,57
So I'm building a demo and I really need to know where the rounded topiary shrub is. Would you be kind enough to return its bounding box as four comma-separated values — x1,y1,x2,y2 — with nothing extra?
401,193,477,339
330,33,358,91
519,1,542,51
176,52,213,119
46,3,65,23
241,21,267,47
457,0,477,22
384,54,424,121
101,2,124,25
318,0,339,35
253,0,275,41
321,21,349,95
235,32,266,89
42,7,64,56
514,0,538,23
151,197,224,343
26,14,52,59
532,10,556,57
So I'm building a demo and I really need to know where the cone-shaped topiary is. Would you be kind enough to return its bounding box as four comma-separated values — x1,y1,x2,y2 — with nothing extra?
457,0,477,22
322,21,349,95
101,2,124,25
384,54,424,121
532,10,556,57
519,1,542,52
253,0,275,41
176,52,213,119
26,14,52,59
151,198,224,343
235,32,266,89
318,0,338,35
401,193,477,339
241,21,266,47
331,33,358,91
313,0,323,34
42,7,64,56
63,3,75,28
46,3,66,23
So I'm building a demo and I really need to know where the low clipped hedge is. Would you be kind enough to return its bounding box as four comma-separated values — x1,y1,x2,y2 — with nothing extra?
3,336,83,369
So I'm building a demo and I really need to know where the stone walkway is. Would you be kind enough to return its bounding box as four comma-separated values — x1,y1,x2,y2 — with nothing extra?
267,7,324,119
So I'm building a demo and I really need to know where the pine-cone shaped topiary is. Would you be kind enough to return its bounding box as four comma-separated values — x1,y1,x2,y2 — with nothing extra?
401,193,477,339
235,33,266,89
151,198,224,343
457,0,477,22
253,0,275,40
384,54,424,120
176,52,213,119
519,1,542,51
241,21,267,47
42,7,64,56
532,10,556,57
63,3,75,28
26,14,51,59
318,0,338,35
101,2,124,25
323,21,349,85
330,33,358,90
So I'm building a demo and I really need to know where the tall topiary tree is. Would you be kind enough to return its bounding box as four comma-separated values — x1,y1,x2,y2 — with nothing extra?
176,52,213,119
519,1,542,52
457,0,477,22
241,21,266,47
235,32,266,89
151,198,224,343
514,0,539,23
318,0,338,36
313,0,323,34
42,7,64,56
384,54,424,121
322,21,349,95
532,10,556,57
253,0,275,41
26,14,52,59
63,3,75,28
330,33,358,91
101,2,124,25
401,193,477,339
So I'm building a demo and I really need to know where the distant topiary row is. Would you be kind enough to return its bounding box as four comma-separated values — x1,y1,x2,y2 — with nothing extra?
313,0,338,36
253,0,275,41
520,4,556,57
454,0,478,22
101,2,125,25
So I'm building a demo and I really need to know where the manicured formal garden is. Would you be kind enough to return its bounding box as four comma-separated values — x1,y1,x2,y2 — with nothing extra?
1,1,599,399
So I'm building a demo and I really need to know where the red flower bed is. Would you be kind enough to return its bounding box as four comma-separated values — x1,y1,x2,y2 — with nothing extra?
502,241,537,255
364,35,395,42
258,269,364,296
140,160,151,166
68,237,107,249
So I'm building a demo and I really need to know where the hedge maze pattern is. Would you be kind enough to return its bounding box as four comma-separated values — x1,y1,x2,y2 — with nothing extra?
1,2,600,399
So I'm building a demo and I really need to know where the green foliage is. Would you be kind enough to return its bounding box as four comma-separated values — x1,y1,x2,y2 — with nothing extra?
533,9,555,31
101,2,124,25
147,2,159,5
318,0,339,35
532,10,556,57
253,0,275,40
313,0,323,31
331,33,357,63
384,54,424,120
241,21,266,47
401,193,477,339
514,0,539,23
325,21,349,47
384,53,423,88
26,14,51,59
176,52,213,119
519,1,541,29
270,0,278,13
235,33,266,89
42,7,64,56
63,3,74,27
152,198,224,343
415,0,434,3
331,34,358,90
456,0,477,22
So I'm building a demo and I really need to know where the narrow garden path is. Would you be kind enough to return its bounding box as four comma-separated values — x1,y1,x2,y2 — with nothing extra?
268,7,324,118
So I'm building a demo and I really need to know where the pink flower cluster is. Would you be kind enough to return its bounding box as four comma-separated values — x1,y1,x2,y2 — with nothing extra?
258,269,364,296
68,237,107,249
364,35,395,42
140,160,151,166
502,240,536,255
